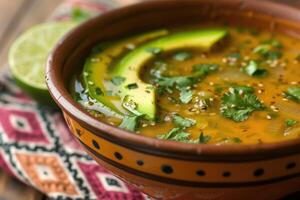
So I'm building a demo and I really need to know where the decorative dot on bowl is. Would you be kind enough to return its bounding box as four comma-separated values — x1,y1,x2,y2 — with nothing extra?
114,152,123,160
92,139,100,149
161,165,173,174
286,162,296,170
136,160,144,166
222,171,231,177
75,129,82,137
196,170,206,176
253,168,264,177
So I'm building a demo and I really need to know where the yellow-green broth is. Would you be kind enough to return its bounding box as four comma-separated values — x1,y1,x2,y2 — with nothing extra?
71,25,300,145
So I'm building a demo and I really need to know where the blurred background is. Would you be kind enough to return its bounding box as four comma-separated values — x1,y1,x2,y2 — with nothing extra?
0,0,299,200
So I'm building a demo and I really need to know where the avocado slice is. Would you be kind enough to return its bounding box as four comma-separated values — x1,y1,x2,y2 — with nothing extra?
83,29,169,118
111,29,228,120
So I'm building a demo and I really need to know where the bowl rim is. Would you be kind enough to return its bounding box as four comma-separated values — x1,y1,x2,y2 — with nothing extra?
46,0,300,160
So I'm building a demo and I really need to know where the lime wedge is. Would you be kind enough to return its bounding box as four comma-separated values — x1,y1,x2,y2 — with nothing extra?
8,21,76,105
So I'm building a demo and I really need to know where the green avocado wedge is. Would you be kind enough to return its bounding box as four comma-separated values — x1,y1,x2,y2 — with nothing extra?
110,28,228,120
83,30,169,118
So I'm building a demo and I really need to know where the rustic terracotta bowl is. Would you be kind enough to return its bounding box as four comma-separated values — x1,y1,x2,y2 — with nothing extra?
46,0,300,199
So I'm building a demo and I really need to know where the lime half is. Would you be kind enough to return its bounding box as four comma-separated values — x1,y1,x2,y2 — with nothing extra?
8,21,76,105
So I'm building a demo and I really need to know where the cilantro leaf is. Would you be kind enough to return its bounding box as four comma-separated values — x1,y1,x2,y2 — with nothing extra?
285,119,298,128
265,51,282,60
157,127,190,142
220,86,265,122
179,89,193,104
150,61,167,78
173,52,191,61
253,44,271,55
173,114,196,128
253,39,283,60
262,39,283,49
119,115,141,132
284,86,300,103
111,76,126,86
229,85,254,93
156,76,196,89
126,83,138,90
192,63,219,76
95,87,103,96
153,63,219,95
155,76,197,96
243,60,268,77
198,132,212,144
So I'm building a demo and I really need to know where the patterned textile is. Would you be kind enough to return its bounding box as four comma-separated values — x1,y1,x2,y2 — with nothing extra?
0,0,150,199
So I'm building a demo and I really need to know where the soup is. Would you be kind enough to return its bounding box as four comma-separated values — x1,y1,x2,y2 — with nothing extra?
70,25,300,145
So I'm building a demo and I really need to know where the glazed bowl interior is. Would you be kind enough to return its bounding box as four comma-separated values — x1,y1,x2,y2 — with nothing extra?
47,0,300,161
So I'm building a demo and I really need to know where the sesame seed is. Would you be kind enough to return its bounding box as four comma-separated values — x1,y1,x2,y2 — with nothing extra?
164,116,171,122
83,72,89,77
90,58,100,62
126,43,135,50
290,81,298,85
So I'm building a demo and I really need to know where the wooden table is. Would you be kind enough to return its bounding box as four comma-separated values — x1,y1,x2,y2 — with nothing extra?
0,0,300,199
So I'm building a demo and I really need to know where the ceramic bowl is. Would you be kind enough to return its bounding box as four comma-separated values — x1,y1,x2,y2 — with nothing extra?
46,0,300,199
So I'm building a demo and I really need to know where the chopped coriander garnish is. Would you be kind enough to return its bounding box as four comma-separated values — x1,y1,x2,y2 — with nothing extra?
111,76,126,86
199,132,212,144
266,51,282,60
192,63,219,76
173,52,192,61
220,86,265,122
157,127,190,142
214,85,224,94
119,115,141,132
243,60,268,77
253,44,271,55
285,119,298,128
173,114,196,128
155,76,197,94
95,87,103,96
232,137,242,143
179,89,193,104
229,85,254,93
284,86,300,103
150,61,167,76
253,39,283,60
126,83,138,90
146,47,162,55
153,63,219,95
262,39,283,49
